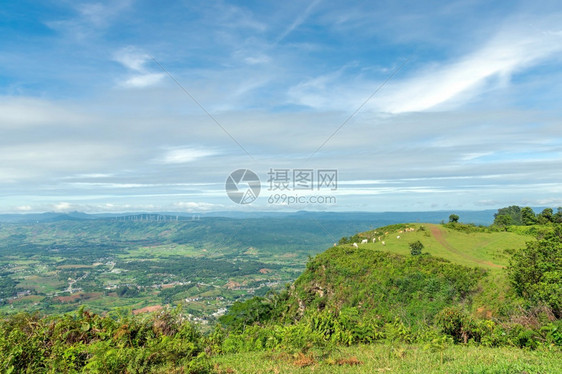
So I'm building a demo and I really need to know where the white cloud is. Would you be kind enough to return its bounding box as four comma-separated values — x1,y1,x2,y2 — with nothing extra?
0,97,86,129
158,147,217,164
64,173,114,179
114,46,151,72
380,23,562,113
0,142,130,182
113,47,164,88
244,55,271,65
121,73,165,88
173,201,222,211
288,16,562,113
52,202,74,212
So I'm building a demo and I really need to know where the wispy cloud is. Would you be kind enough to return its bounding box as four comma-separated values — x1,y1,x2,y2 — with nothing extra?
288,15,562,113
45,0,133,40
113,46,164,88
379,20,562,113
276,0,322,43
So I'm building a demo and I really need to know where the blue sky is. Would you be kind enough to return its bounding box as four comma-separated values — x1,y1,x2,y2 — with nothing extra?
1,0,562,213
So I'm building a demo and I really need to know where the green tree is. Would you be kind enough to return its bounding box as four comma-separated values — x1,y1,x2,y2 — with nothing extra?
449,214,459,223
494,214,513,229
507,225,562,317
521,207,537,226
409,240,424,256
494,205,522,225
554,207,562,224
219,297,273,331
538,208,554,224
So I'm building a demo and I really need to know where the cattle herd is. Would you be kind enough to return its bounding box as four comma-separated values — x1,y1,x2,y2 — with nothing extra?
348,226,416,248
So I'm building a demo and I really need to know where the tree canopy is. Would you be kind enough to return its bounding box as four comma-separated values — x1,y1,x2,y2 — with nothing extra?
494,206,522,226
507,225,562,317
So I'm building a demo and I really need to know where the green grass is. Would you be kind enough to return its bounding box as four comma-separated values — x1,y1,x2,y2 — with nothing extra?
213,343,562,373
360,224,531,270
16,275,65,293
118,244,201,259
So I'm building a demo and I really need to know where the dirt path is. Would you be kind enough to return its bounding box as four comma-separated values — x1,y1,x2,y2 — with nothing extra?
430,225,503,269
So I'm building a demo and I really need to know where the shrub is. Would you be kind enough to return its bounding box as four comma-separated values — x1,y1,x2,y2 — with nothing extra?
409,241,424,256
507,225,562,317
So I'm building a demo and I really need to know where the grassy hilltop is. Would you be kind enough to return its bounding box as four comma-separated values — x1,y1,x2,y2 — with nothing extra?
214,221,561,373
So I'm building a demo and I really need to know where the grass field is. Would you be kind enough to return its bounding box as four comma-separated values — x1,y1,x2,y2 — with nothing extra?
358,224,531,270
213,343,562,373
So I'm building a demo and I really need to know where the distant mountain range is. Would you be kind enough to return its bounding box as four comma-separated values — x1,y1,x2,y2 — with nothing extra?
0,210,499,225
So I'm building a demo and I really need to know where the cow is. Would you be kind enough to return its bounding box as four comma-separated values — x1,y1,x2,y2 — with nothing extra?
381,241,386,246
361,239,368,244
352,243,358,248
397,235,401,239
372,238,376,243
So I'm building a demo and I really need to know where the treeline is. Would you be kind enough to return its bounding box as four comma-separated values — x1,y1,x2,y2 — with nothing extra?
494,205,562,226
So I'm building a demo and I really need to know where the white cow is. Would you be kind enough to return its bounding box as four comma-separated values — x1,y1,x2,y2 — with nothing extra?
361,239,368,244
397,235,401,239
352,242,358,248
381,241,386,246
372,238,376,243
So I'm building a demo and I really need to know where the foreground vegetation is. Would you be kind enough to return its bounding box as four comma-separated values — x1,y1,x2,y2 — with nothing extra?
2,305,560,373
1,206,561,372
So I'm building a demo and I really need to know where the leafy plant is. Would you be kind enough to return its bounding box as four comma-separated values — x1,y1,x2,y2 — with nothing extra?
409,240,424,256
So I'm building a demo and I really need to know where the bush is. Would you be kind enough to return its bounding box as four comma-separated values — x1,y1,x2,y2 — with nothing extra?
409,241,424,256
0,308,211,373
435,306,478,344
507,225,562,317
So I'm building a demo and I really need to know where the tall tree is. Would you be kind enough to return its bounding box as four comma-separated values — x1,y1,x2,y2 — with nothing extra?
494,206,522,226
538,208,554,224
521,207,537,226
494,214,513,229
